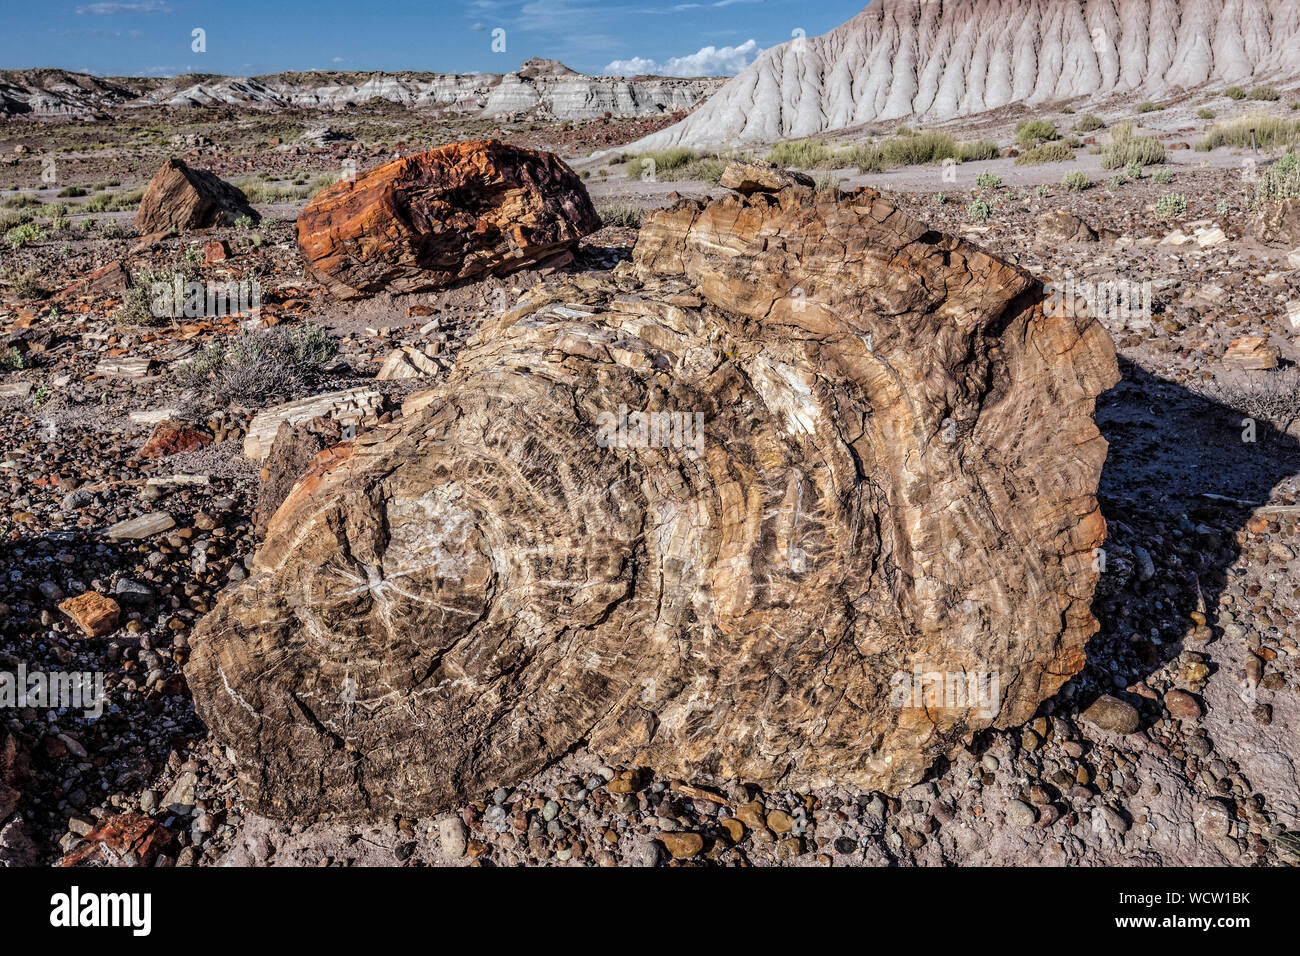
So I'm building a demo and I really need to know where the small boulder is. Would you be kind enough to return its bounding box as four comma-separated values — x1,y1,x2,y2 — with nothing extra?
1036,209,1098,245
135,158,260,234
1252,198,1300,247
138,418,211,459
254,416,343,529
719,160,815,195
1079,694,1140,734
58,592,121,637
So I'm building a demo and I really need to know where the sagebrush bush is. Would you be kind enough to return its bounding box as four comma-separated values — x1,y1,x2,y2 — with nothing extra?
1249,86,1281,101
5,222,47,249
968,199,991,220
1062,171,1092,191
1015,119,1058,148
1197,107,1216,120
1101,136,1166,169
1225,86,1248,100
1253,152,1300,207
1156,193,1188,218
1199,115,1300,151
1073,113,1105,132
181,323,339,408
975,172,1002,189
599,204,642,228
1016,142,1075,165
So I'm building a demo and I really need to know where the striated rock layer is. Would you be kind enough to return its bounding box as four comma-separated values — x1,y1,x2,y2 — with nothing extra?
631,0,1300,150
296,139,601,299
187,181,1119,821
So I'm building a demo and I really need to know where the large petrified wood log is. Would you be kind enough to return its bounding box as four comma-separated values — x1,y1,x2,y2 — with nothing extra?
295,139,602,299
186,183,1118,820
134,158,260,234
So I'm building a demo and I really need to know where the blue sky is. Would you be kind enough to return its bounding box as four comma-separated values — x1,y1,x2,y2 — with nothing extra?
0,0,863,78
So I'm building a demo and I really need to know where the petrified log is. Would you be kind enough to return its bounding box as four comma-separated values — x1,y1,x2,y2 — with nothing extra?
134,158,260,234
296,139,602,299
187,184,1118,820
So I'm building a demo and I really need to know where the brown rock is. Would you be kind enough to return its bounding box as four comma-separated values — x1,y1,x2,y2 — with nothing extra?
718,160,815,194
1224,336,1280,370
57,812,173,867
204,239,230,263
1036,209,1098,245
186,183,1118,821
52,261,129,304
0,730,27,822
1164,690,1202,720
1079,694,1140,734
138,419,211,459
1252,198,1300,247
296,139,601,299
254,416,344,529
58,592,120,637
134,158,260,234
658,832,704,859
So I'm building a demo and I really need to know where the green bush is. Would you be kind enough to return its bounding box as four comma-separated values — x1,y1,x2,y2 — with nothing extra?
1062,171,1092,191
1108,173,1126,190
1199,115,1300,151
57,186,87,198
598,205,642,228
1015,142,1075,165
975,172,1002,189
1073,113,1105,132
1136,101,1162,114
181,324,338,408
1225,86,1248,100
765,140,834,168
5,222,47,249
1156,193,1187,218
1151,168,1174,184
1253,153,1300,207
1249,86,1280,101
1015,119,1058,148
853,134,998,172
1101,136,1166,169
1197,107,1216,120
968,199,991,221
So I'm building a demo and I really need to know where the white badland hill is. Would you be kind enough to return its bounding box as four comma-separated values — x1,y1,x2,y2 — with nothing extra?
629,0,1300,150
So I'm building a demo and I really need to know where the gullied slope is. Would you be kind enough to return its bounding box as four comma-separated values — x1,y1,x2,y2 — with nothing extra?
631,0,1300,150
0,61,724,120
186,180,1118,820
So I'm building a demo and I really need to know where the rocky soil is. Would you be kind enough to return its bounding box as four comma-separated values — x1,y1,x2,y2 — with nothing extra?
1,112,1299,867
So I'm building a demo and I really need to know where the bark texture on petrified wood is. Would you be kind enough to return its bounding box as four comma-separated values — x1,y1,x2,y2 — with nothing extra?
295,139,601,299
187,184,1118,821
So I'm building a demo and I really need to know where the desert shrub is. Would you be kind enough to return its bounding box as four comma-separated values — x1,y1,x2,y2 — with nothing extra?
1209,368,1300,434
2,193,42,209
1062,171,1092,191
968,199,991,220
1156,193,1187,218
1249,86,1280,101
933,192,948,205
105,187,145,212
1073,113,1104,132
765,139,834,168
1108,173,1126,189
1199,115,1300,151
1101,136,1166,168
113,258,203,325
1,346,22,370
955,139,1000,161
975,172,1002,189
234,214,254,230
1015,119,1058,148
1225,86,1248,100
49,216,70,232
181,324,338,407
99,219,122,238
624,148,696,180
1151,168,1174,184
57,186,87,198
7,269,43,300
1015,142,1075,165
5,222,48,249
1124,159,1143,179
1197,107,1216,120
0,208,35,231
1136,101,1163,114
812,172,841,193
1253,152,1300,207
599,205,642,228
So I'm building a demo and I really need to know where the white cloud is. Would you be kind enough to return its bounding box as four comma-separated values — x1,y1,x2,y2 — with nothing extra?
76,1,170,13
603,38,759,77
